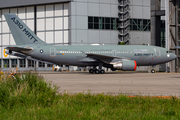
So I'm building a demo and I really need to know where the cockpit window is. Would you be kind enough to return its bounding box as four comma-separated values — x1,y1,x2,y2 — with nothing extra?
166,50,172,53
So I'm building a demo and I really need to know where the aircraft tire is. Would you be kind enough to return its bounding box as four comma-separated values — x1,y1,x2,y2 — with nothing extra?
151,69,156,73
100,70,105,74
95,69,100,74
89,69,94,74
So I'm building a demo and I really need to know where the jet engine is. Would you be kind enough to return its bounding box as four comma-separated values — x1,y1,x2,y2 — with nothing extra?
112,60,137,71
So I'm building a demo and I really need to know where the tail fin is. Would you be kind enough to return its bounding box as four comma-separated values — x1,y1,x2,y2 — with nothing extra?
4,14,46,45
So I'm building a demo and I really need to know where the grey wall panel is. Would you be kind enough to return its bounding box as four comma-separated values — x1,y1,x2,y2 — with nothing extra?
77,30,88,44
143,0,150,6
0,0,73,8
130,31,150,45
143,7,150,19
88,3,99,16
76,16,87,29
100,4,110,17
111,0,119,4
100,0,111,4
76,2,87,15
110,31,119,44
110,5,118,17
88,0,99,3
132,6,143,18
133,0,143,6
99,31,111,44
70,30,76,44
88,30,100,44
71,16,76,29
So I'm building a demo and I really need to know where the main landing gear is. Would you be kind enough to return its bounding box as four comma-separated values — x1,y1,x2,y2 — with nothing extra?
151,69,156,73
89,69,105,74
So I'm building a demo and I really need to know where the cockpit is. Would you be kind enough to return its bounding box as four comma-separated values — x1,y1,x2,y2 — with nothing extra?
166,50,172,53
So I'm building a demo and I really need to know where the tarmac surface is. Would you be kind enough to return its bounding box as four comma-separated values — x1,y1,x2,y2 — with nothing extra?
39,71,180,97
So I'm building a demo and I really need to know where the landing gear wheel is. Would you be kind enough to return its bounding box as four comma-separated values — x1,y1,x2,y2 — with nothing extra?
95,69,100,74
151,69,156,73
89,69,94,74
100,70,105,74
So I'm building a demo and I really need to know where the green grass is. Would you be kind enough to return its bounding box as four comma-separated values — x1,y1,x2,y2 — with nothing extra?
0,72,180,120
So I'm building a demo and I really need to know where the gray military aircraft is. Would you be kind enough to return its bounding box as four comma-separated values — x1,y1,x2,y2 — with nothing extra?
4,14,177,74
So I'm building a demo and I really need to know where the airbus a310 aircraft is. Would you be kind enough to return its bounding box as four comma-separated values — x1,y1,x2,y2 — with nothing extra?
4,14,177,74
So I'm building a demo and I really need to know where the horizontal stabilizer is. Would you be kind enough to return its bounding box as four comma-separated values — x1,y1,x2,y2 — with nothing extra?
6,47,33,54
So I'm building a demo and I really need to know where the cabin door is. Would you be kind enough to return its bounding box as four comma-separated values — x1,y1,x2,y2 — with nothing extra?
113,50,116,57
50,47,56,57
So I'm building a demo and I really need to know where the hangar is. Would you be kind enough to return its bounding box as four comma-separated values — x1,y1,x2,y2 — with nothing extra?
0,0,179,72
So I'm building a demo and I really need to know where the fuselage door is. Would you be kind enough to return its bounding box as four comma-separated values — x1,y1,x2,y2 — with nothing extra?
154,48,161,57
113,50,116,57
50,47,56,57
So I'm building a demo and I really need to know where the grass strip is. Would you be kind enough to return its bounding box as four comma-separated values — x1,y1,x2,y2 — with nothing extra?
0,72,179,120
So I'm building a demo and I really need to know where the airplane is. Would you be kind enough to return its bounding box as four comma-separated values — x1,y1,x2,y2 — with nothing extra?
3,14,177,74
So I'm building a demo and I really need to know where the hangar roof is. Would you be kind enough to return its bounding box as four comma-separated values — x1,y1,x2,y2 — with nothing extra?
0,0,73,9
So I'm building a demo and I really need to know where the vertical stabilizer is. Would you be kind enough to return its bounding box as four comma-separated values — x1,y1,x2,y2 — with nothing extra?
4,14,46,45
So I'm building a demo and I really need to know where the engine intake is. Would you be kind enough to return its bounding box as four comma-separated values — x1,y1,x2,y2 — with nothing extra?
112,60,137,71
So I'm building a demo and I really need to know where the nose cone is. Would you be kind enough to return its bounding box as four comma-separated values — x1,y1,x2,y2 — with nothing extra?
171,53,177,60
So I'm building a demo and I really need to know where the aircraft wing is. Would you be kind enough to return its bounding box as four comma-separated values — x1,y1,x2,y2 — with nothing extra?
86,53,130,64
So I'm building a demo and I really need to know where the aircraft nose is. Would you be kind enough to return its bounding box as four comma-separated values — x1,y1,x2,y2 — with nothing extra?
171,53,177,60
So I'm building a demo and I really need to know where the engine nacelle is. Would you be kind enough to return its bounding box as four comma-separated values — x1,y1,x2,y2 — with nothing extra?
112,60,137,71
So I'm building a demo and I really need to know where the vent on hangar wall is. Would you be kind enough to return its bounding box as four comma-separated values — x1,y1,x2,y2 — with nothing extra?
118,0,130,44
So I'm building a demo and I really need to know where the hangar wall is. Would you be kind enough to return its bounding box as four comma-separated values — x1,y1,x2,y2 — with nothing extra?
0,2,70,71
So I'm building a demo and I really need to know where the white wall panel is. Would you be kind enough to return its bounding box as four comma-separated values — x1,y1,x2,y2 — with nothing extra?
55,18,63,30
77,30,87,44
76,16,87,29
27,20,34,31
37,6,45,18
64,3,69,16
46,5,54,17
2,9,9,21
37,32,45,41
88,3,99,16
55,4,63,16
27,7,34,18
46,32,53,43
37,19,45,31
10,8,17,15
2,22,9,33
76,3,87,16
64,31,69,43
100,4,110,17
2,34,9,45
18,7,25,19
10,34,16,45
55,31,63,43
46,18,53,30
64,17,69,29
